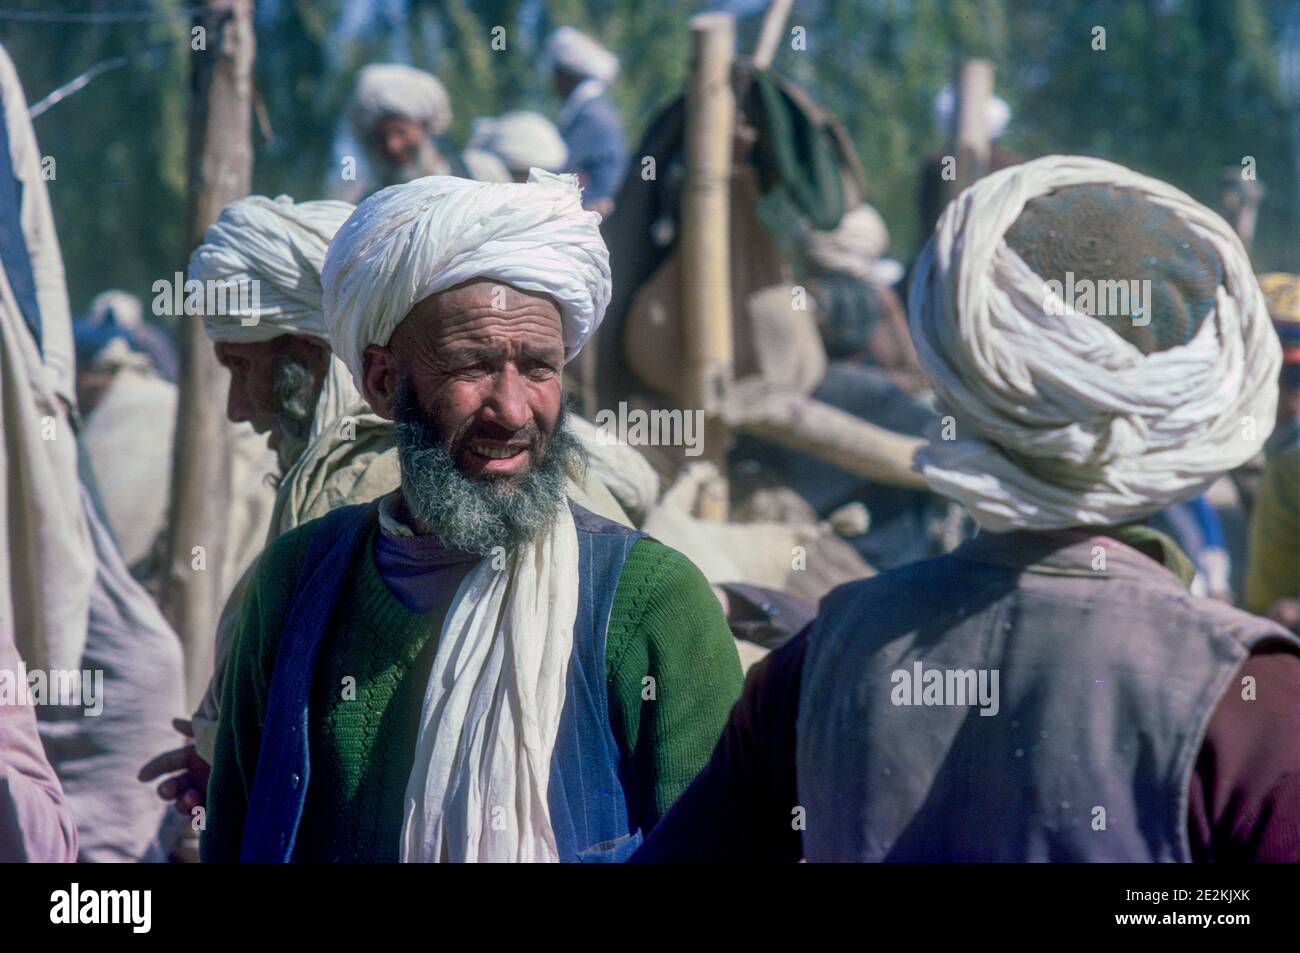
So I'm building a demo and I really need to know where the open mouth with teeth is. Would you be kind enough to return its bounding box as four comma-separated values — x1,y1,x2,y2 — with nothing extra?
470,444,526,460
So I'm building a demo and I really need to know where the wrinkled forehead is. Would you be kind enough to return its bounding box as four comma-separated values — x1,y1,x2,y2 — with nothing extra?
392,278,565,354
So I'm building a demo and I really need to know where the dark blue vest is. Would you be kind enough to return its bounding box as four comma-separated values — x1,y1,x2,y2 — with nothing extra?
240,500,646,862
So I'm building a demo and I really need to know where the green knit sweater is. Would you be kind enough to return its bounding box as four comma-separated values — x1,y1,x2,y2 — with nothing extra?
201,513,743,862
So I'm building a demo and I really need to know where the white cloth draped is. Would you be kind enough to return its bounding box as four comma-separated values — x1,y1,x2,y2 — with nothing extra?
907,155,1280,531
399,505,579,863
0,42,93,673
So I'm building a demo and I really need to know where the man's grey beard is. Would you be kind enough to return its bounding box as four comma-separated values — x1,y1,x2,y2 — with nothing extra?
272,352,317,472
393,377,583,556
375,137,445,188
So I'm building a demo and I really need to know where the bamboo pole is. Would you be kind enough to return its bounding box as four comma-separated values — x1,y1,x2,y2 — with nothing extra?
753,0,794,70
681,13,736,520
722,381,927,490
947,59,994,204
160,0,255,710
1219,167,1264,252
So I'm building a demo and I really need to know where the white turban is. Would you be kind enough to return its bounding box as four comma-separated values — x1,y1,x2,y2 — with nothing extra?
547,27,619,83
933,83,1011,141
348,63,452,143
804,203,891,281
323,169,610,392
189,195,355,343
468,111,568,174
189,195,364,443
908,155,1280,532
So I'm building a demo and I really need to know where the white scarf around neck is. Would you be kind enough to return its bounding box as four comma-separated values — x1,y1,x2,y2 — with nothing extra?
398,503,579,862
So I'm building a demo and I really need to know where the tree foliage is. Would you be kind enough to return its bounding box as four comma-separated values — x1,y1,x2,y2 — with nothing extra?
1,0,1294,318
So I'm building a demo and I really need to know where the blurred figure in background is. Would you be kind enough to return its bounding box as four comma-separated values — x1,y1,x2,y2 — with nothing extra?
73,317,176,573
347,63,510,193
86,289,178,383
547,27,627,214
1243,273,1300,630
1257,272,1300,452
734,203,942,571
917,84,1022,242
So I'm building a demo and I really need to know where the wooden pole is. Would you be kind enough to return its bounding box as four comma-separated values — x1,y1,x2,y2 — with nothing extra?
722,381,927,490
160,0,255,710
1219,167,1264,253
753,0,794,70
946,59,994,205
681,13,736,520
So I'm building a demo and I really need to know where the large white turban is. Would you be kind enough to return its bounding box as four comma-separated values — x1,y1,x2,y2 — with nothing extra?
189,195,355,343
189,195,363,443
468,111,568,174
323,169,611,392
908,155,1280,532
348,63,452,142
546,27,619,83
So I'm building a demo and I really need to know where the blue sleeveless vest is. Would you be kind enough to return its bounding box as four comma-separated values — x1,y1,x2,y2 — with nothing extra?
240,500,646,863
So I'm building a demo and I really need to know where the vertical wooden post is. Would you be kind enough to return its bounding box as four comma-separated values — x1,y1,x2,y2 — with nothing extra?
1219,167,1264,252
160,0,255,710
753,0,794,70
947,58,994,204
681,13,735,520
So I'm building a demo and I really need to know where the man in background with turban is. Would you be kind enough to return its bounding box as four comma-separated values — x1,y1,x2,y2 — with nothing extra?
634,157,1300,863
202,171,742,863
547,27,627,214
138,195,401,828
85,289,178,382
347,63,509,194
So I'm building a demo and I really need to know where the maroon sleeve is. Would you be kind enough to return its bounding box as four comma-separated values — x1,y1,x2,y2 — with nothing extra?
630,630,808,862
1188,643,1300,862
0,625,78,862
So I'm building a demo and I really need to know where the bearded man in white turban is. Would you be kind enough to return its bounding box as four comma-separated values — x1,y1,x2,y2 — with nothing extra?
634,156,1300,864
347,63,509,194
200,171,741,863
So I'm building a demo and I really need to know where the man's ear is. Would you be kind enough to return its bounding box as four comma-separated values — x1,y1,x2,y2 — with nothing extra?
361,344,400,420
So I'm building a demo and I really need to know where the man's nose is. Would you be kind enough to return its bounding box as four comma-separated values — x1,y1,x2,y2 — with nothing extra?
226,378,250,424
384,132,409,161
481,366,530,432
